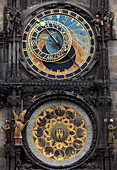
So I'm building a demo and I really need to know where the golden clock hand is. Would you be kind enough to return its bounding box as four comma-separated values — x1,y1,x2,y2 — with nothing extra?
40,21,60,46
45,28,59,44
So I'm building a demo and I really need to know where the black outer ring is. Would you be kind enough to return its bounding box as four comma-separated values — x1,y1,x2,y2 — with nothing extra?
20,1,97,80
23,91,99,170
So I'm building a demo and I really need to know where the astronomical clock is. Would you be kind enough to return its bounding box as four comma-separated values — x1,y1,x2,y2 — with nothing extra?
21,5,98,169
2,1,112,170
22,8,95,80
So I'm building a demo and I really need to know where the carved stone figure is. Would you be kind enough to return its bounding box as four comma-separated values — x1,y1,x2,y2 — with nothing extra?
15,12,23,36
104,12,113,37
1,120,11,144
92,15,102,36
108,119,117,145
6,13,13,36
13,109,27,145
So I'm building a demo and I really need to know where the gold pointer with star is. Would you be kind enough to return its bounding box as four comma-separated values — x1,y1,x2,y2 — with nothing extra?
40,21,60,45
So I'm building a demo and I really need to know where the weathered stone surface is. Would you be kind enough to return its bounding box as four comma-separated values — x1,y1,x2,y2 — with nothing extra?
0,147,5,157
111,92,117,102
0,108,7,169
0,0,6,31
112,103,117,111
109,0,117,144
111,84,117,92
110,0,117,38
0,158,6,168
109,55,117,73
111,111,117,119
114,139,117,152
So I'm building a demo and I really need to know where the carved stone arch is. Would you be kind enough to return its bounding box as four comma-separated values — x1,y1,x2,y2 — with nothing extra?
22,1,95,25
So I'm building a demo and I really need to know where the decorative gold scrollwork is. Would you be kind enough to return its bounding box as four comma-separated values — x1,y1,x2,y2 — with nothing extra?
32,105,87,160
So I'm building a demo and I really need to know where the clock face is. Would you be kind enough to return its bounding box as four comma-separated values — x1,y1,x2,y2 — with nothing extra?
26,100,93,168
22,9,95,80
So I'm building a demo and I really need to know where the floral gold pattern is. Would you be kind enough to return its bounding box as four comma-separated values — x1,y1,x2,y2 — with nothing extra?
32,105,87,160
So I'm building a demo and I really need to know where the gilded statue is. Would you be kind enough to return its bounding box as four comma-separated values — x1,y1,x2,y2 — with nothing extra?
92,15,102,36
6,13,13,36
108,119,117,145
13,109,27,145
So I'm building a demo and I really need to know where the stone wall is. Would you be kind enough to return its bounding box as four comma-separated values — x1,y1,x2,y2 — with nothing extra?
109,0,117,166
0,1,7,167
0,0,6,31
0,0,117,169
0,108,7,170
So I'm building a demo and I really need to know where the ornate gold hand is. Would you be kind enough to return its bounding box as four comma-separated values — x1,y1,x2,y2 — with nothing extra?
40,21,60,46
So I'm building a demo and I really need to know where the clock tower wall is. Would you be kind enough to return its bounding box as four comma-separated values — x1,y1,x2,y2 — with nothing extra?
0,0,116,170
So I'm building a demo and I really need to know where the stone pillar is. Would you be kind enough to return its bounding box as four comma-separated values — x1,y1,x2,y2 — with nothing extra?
98,148,105,170
109,146,114,170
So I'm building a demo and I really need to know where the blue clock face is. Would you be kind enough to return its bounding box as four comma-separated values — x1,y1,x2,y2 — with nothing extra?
22,9,95,80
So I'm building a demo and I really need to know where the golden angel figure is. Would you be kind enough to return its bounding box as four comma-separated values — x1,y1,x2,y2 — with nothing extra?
13,109,27,145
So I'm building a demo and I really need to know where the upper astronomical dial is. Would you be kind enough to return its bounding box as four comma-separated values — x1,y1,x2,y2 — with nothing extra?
22,9,95,80
28,20,72,62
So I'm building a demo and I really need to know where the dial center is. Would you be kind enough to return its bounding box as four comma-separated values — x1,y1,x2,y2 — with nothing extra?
46,32,63,54
51,123,69,142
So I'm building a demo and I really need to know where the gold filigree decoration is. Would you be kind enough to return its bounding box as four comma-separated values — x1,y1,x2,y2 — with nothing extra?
32,105,87,160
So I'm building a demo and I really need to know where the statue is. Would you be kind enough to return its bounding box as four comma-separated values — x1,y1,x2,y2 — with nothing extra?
92,15,102,36
13,109,27,145
104,12,113,37
108,119,117,145
6,13,13,36
15,12,23,36
1,120,11,144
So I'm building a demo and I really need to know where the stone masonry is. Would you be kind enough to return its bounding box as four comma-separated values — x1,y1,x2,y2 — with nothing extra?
0,0,117,169
109,0,117,167
0,109,7,170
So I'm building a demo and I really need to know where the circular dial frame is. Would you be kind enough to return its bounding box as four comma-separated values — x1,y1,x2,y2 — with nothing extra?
26,100,93,168
28,20,72,62
22,9,95,80
32,105,87,161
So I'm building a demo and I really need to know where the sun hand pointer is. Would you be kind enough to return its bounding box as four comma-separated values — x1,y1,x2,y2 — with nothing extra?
39,21,60,45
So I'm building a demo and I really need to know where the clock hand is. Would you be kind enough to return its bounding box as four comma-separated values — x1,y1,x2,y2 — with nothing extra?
39,21,60,46
67,53,80,68
64,49,79,68
45,28,59,45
